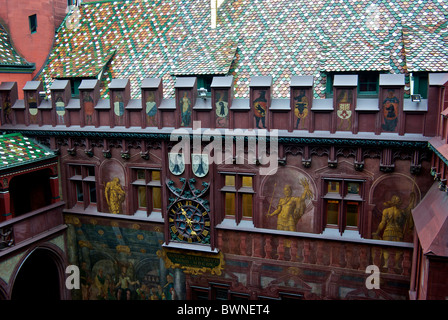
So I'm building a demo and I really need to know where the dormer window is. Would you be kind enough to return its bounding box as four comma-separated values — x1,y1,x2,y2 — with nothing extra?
326,72,379,98
358,72,379,97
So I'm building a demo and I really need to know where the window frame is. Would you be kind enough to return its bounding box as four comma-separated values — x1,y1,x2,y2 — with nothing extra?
130,166,162,217
325,72,380,98
219,171,256,225
68,164,97,209
322,178,365,235
29,14,37,34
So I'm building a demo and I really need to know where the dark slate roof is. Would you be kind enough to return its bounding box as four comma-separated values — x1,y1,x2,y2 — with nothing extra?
37,0,448,99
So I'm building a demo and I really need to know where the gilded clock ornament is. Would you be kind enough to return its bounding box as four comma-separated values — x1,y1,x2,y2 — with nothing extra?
168,199,211,244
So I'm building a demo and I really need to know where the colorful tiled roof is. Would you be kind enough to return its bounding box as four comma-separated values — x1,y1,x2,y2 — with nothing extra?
403,20,448,72
0,133,56,170
37,0,448,99
0,23,34,69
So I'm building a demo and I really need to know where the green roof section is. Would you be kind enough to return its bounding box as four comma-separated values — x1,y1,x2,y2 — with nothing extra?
0,23,35,72
37,0,448,99
0,133,56,170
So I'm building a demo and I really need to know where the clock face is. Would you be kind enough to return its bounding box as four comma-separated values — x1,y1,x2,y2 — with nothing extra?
168,199,211,244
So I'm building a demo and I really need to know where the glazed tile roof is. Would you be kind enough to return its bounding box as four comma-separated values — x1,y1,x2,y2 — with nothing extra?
403,20,448,72
0,23,34,68
0,133,56,170
37,0,448,99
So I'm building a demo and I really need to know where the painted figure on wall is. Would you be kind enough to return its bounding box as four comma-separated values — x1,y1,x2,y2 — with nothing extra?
294,90,308,129
114,92,125,125
381,89,399,132
181,91,191,127
55,93,66,125
65,215,186,300
372,193,415,243
105,177,125,214
116,265,141,300
267,178,314,232
83,91,94,125
146,91,157,127
336,89,352,131
2,94,12,124
27,91,38,124
253,90,267,129
215,91,229,128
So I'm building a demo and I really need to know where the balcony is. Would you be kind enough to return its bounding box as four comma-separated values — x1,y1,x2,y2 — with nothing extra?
0,202,66,257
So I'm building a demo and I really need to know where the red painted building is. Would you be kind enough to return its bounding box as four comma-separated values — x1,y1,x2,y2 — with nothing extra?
0,0,67,99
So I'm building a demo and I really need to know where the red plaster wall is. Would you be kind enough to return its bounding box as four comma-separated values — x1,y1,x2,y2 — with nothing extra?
0,0,67,80
0,73,32,99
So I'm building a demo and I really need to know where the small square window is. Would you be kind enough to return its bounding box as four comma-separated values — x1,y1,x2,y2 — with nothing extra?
29,14,37,34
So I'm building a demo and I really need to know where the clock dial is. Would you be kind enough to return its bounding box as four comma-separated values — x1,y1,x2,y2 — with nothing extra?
168,200,211,244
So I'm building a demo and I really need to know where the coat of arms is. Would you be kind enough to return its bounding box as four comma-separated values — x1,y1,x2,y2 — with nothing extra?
192,154,209,178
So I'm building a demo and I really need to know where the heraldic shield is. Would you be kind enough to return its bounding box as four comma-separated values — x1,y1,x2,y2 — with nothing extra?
192,154,209,178
169,152,185,176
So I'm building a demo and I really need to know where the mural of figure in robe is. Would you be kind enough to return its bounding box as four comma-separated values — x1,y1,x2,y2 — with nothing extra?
267,178,314,232
253,90,267,129
2,94,12,124
181,92,191,127
146,91,157,126
83,91,94,125
381,89,399,132
294,90,308,129
105,177,125,214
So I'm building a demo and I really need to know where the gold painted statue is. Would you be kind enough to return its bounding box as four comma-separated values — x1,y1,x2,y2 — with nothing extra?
268,178,314,232
105,177,125,214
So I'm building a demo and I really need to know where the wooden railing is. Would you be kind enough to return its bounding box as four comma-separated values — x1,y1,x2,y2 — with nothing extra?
0,202,65,255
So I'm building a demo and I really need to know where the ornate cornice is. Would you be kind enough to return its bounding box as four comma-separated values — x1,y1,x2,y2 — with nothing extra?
2,128,429,149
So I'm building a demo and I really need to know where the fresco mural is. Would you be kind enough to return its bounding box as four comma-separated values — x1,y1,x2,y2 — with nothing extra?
83,91,94,125
2,94,12,124
27,91,38,124
262,166,316,234
371,174,418,243
336,89,353,131
180,91,192,127
145,91,157,127
293,89,309,130
55,92,66,125
370,174,418,269
214,90,229,128
253,89,267,129
65,215,186,300
381,89,400,132
113,91,125,126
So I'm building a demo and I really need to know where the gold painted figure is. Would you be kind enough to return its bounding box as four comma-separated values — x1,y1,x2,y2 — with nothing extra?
268,178,314,232
372,192,416,268
105,177,125,214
